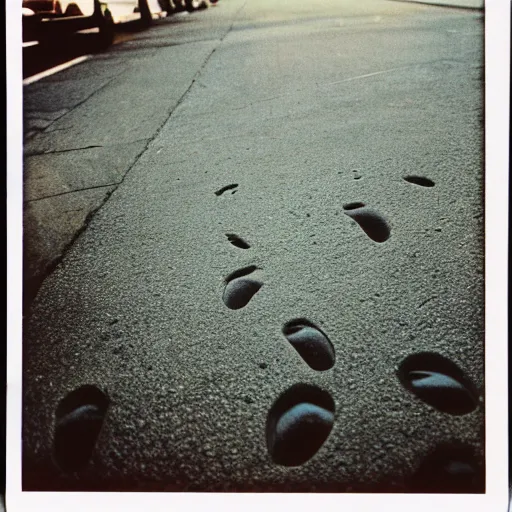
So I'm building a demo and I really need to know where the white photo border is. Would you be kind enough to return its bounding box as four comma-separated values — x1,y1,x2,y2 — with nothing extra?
6,0,509,510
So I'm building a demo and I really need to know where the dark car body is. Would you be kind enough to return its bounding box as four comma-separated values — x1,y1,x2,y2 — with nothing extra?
22,0,166,44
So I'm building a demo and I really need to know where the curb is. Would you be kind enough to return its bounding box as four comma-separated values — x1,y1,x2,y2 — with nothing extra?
390,0,483,10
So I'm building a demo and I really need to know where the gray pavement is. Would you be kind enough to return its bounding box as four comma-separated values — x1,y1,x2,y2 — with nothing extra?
23,0,484,492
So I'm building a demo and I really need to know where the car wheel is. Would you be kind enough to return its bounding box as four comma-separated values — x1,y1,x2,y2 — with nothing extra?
172,0,186,12
95,3,115,49
184,0,202,11
138,0,153,26
158,0,173,14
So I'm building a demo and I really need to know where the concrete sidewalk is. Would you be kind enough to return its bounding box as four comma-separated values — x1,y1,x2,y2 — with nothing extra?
22,0,485,494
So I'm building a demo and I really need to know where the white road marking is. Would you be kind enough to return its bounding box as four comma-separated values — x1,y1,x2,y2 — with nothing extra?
321,66,407,86
23,55,92,86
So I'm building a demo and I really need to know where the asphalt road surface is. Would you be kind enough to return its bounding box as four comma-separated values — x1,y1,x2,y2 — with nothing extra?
22,0,484,494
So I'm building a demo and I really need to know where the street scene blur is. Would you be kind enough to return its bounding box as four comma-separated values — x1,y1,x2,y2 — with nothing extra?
22,0,485,493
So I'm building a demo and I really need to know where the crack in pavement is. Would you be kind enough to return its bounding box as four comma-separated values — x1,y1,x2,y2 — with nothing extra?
23,189,115,315
38,145,103,155
24,65,132,141
223,0,250,40
24,109,71,131
24,138,150,157
141,0,249,139
418,296,438,308
25,183,121,203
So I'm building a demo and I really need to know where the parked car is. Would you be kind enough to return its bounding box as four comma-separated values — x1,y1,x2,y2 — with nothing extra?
161,0,208,13
22,0,166,47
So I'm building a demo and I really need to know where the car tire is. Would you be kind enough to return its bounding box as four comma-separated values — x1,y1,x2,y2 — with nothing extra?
95,4,115,49
138,0,153,27
172,0,186,12
184,0,202,11
158,0,173,15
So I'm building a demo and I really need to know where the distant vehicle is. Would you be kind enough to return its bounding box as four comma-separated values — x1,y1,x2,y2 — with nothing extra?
161,0,209,13
22,0,167,47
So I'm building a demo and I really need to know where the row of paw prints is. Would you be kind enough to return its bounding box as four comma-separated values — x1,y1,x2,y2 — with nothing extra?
48,173,483,491
216,171,483,491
